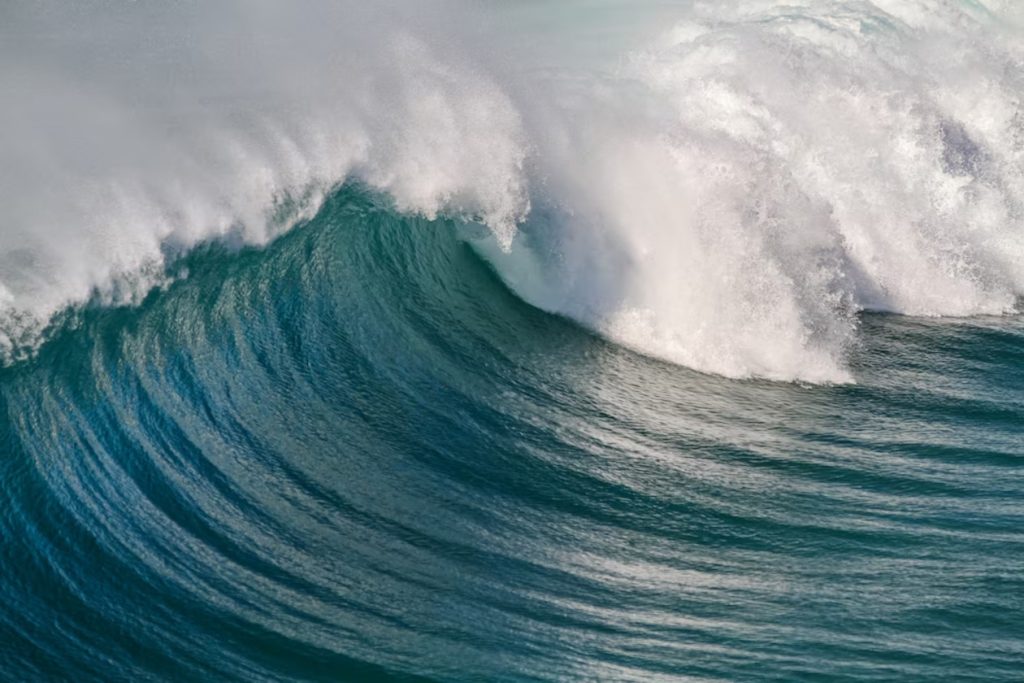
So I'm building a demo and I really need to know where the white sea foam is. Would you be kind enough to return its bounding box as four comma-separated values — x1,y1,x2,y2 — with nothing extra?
1,1,1022,381
490,0,1024,382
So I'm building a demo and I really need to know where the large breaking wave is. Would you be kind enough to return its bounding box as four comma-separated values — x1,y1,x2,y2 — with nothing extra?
1,0,1022,381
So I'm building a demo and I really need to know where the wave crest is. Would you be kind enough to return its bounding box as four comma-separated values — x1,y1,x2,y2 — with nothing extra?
2,1,1023,381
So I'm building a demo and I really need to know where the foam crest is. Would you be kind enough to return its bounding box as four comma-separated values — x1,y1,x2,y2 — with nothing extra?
2,1,1022,381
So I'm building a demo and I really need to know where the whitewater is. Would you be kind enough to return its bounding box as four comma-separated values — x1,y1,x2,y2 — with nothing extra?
2,0,1024,381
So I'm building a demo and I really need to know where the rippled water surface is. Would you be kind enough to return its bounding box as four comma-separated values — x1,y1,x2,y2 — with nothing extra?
2,189,1022,681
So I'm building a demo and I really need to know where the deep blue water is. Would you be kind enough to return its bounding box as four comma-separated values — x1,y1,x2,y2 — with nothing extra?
1,186,1021,681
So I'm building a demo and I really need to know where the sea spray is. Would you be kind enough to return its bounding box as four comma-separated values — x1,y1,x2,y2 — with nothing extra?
487,0,1024,380
1,0,1022,381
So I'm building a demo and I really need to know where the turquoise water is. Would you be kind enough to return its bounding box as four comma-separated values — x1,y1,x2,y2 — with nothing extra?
3,1,1024,680
2,187,1022,681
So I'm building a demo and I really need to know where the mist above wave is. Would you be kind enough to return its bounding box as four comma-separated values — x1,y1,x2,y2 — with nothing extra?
1,1,1022,381
0,1,529,356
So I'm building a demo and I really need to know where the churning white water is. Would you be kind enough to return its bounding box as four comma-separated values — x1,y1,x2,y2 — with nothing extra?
1,1,1022,381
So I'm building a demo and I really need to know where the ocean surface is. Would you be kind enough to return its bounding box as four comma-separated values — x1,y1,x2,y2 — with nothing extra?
1,2,1023,681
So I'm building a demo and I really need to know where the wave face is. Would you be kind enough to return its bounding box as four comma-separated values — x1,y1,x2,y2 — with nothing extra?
2,186,1023,681
1,2,1024,681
